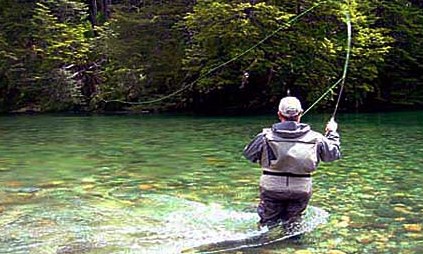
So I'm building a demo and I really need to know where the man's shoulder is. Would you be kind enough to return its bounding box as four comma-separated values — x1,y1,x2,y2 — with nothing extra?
307,128,324,136
261,128,272,134
303,128,325,142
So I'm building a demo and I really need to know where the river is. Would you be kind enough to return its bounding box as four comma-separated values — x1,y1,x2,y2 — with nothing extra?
0,112,422,253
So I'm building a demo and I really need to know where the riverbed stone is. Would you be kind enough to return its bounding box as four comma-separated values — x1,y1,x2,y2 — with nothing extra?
38,180,65,188
81,177,96,184
336,220,349,228
403,224,421,232
138,184,154,190
340,216,350,223
376,235,390,242
349,221,369,229
406,233,423,239
393,206,413,214
327,250,346,254
37,218,57,227
56,241,97,254
338,228,350,237
82,184,95,190
355,234,373,244
361,185,374,191
294,250,313,254
5,181,23,187
395,217,406,222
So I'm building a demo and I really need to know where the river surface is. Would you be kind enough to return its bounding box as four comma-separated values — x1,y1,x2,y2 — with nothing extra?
0,112,422,253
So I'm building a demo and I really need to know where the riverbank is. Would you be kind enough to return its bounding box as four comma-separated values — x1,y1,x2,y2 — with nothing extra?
4,99,423,116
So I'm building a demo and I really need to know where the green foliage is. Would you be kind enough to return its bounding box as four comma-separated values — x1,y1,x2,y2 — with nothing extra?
376,0,423,106
181,0,393,111
0,0,422,113
183,2,293,89
96,1,192,109
0,0,35,112
0,0,112,112
336,0,393,109
31,0,95,110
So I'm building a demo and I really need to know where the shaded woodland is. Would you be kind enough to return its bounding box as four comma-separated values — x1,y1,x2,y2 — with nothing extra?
0,0,422,114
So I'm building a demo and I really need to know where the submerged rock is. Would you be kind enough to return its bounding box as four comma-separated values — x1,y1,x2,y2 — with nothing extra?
403,224,421,232
56,243,93,254
335,220,349,228
38,181,65,188
81,177,96,184
355,234,373,244
394,217,406,222
294,250,313,254
4,181,23,188
406,233,423,239
138,184,154,190
393,206,413,214
82,184,95,191
327,250,347,254
5,187,40,193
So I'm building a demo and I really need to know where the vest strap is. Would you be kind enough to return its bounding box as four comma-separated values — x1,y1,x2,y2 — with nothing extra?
262,171,311,178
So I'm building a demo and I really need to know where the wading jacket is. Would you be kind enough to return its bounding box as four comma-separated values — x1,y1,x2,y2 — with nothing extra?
243,121,341,193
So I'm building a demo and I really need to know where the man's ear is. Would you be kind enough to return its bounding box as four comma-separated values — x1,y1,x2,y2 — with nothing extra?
296,114,302,123
277,111,284,121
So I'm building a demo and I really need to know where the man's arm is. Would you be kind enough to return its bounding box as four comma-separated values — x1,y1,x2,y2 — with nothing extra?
243,133,265,163
319,130,341,162
319,118,341,162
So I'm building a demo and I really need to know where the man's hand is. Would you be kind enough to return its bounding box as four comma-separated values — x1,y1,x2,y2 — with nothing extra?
325,117,338,133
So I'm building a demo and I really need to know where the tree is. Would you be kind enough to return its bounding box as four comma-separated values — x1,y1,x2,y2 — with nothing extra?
85,0,111,25
0,0,36,112
181,0,392,112
96,0,194,111
375,0,423,107
0,0,421,113
31,0,93,110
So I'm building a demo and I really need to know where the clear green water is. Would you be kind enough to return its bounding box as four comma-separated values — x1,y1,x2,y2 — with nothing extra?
0,112,422,253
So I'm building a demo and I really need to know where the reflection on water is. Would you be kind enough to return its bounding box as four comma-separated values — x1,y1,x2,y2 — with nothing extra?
1,112,423,253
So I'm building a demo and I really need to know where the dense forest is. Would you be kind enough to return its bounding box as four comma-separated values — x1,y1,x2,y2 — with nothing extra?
0,0,422,114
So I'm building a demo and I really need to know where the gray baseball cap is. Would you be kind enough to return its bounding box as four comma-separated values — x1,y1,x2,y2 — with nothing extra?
278,96,303,117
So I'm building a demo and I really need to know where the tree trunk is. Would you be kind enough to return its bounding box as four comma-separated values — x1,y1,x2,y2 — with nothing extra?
296,0,304,14
88,0,112,26
91,0,98,25
103,0,111,20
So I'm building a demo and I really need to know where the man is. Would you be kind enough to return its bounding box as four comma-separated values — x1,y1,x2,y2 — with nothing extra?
243,96,341,228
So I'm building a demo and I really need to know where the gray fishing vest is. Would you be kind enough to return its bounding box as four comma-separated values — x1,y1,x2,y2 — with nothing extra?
261,128,319,174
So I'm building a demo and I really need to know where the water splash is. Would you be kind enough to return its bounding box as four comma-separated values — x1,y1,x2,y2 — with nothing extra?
0,190,328,254
183,204,329,253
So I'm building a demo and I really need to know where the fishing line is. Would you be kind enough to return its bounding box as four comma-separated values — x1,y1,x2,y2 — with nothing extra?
100,1,327,106
302,9,352,118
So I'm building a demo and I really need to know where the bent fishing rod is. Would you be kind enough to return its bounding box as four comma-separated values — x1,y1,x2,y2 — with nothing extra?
302,10,352,120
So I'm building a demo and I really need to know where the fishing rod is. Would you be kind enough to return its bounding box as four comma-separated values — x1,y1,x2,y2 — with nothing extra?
302,9,352,120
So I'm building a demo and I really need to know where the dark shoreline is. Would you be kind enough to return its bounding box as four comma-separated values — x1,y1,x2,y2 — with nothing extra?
1,104,423,117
